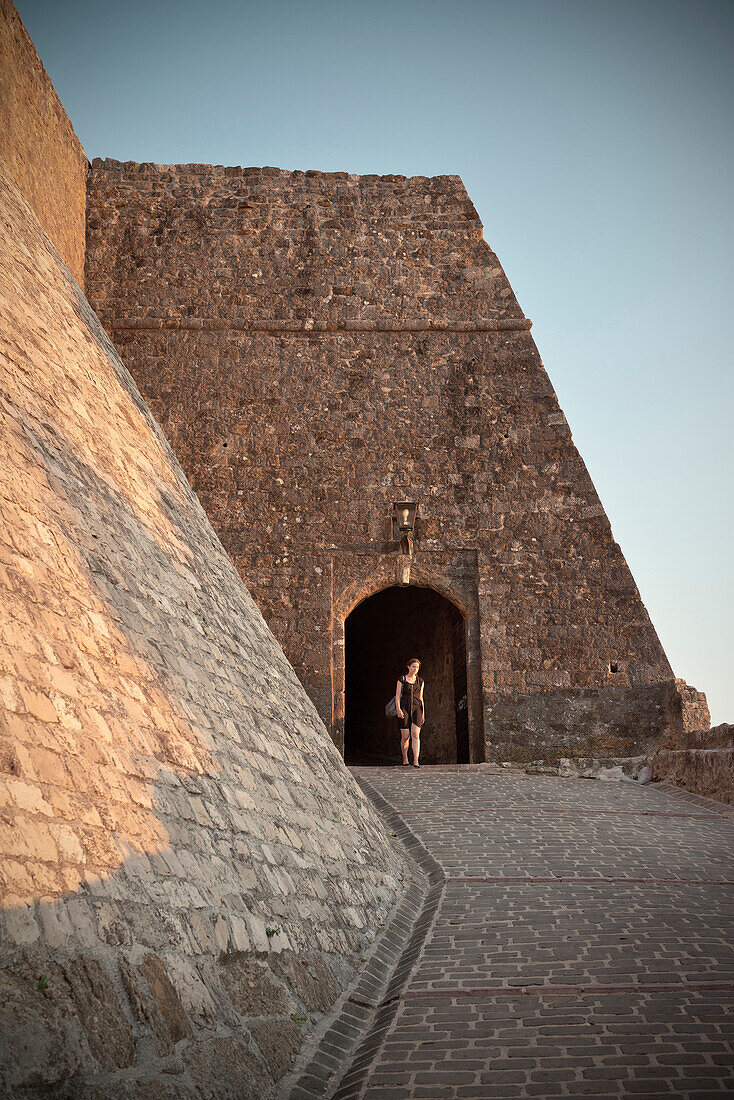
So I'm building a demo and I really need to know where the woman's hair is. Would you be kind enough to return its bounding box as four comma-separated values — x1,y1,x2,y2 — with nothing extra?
406,658,421,669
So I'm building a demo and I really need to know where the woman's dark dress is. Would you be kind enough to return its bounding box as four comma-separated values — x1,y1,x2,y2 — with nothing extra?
397,675,424,730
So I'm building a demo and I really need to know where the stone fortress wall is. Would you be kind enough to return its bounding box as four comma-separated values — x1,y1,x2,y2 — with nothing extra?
85,159,691,765
0,161,406,1097
0,0,87,283
0,3,729,1095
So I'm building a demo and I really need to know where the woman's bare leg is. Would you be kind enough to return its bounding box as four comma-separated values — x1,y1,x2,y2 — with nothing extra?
411,723,421,766
400,729,410,764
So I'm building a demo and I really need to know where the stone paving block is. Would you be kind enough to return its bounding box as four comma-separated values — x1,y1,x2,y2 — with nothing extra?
312,771,734,1099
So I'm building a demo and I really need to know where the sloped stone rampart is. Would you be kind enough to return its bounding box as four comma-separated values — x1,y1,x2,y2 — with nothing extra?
0,0,87,284
86,160,680,763
0,163,406,1097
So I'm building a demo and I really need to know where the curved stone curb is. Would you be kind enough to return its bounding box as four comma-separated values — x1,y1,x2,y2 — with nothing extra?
655,774,734,818
653,779,734,818
283,776,445,1100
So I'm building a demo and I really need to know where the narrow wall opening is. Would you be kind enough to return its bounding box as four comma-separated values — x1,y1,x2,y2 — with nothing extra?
344,585,469,765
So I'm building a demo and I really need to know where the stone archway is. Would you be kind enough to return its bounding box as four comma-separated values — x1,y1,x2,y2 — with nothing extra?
343,585,470,765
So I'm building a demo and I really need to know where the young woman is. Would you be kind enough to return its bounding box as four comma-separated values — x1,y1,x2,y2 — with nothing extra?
395,658,425,768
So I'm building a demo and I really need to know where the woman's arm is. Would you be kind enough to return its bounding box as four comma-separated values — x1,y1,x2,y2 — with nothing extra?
395,679,404,719
420,680,425,718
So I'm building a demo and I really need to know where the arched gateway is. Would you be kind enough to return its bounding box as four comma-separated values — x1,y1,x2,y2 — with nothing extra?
345,585,470,765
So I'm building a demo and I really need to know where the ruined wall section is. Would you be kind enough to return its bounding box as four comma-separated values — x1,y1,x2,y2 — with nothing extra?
85,162,677,762
0,0,87,284
0,164,405,1097
651,723,734,806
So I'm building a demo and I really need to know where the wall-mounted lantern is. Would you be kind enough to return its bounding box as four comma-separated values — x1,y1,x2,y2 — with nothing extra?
392,501,418,557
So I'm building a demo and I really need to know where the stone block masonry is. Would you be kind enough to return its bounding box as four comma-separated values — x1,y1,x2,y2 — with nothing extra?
651,723,734,805
85,160,696,765
0,162,407,1097
0,0,87,284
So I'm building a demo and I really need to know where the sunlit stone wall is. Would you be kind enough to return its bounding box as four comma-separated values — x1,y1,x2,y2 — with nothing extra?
0,163,404,1098
0,0,87,284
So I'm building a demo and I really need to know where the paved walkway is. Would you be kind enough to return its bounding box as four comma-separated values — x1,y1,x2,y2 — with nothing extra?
291,768,734,1100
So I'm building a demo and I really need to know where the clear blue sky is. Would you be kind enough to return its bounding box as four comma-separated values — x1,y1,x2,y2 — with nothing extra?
18,0,733,724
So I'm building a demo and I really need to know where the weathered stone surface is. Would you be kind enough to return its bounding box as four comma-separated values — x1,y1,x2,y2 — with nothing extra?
81,1078,199,1100
118,957,174,1058
50,956,137,1071
557,754,649,781
137,953,193,1044
655,677,713,749
688,721,733,749
0,951,134,1090
0,0,87,283
0,157,404,1095
488,682,681,764
218,953,291,1016
85,159,693,765
268,949,340,1013
648,708,733,804
248,1017,303,1082
0,967,83,1093
184,1037,272,1100
675,677,712,735
651,748,734,805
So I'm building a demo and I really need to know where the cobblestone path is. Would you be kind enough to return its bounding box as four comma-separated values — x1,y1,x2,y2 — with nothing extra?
295,769,734,1100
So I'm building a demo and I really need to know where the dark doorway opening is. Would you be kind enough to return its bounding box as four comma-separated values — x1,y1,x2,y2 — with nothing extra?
344,585,469,765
